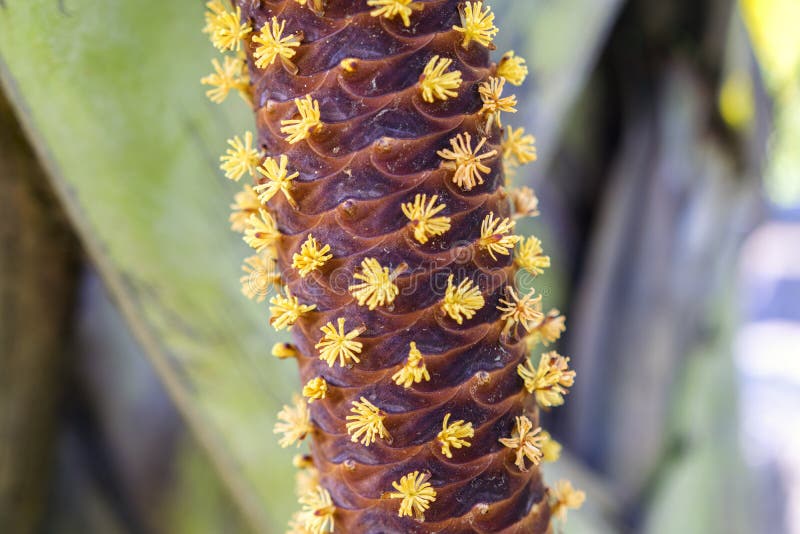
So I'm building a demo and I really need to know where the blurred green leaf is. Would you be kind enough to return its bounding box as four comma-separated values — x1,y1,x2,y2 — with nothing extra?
0,1,622,531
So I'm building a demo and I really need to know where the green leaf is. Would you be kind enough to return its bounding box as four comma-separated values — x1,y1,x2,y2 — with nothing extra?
0,1,622,531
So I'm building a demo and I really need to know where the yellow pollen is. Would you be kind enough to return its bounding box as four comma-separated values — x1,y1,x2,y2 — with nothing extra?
292,234,333,277
401,194,451,244
478,76,518,130
255,154,300,208
419,55,463,103
367,0,424,27
240,252,280,302
315,318,364,368
294,0,326,16
515,235,550,275
497,50,529,86
204,3,252,52
243,208,280,252
298,485,336,534
201,56,250,104
437,413,474,458
281,95,322,144
302,377,328,402
348,258,405,310
550,480,586,522
274,395,312,448
392,342,431,388
252,17,301,70
453,1,498,49
220,131,261,181
272,342,299,359
340,58,358,72
479,212,520,260
345,397,390,446
526,309,567,348
503,126,537,166
517,351,576,408
498,415,544,471
510,186,540,219
387,471,437,520
541,431,562,463
229,184,261,233
269,289,316,331
497,286,544,337
438,132,497,191
293,454,314,469
441,274,485,325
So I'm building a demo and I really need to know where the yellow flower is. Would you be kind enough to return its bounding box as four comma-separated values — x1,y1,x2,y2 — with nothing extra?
201,56,250,104
252,17,301,70
497,50,528,86
515,236,550,275
298,486,336,534
269,289,316,331
401,194,451,244
541,431,562,463
240,253,280,302
243,208,280,252
315,318,364,367
292,234,333,277
346,397,389,446
348,258,405,310
220,131,261,181
453,1,498,49
391,342,431,388
526,309,567,348
437,413,474,458
498,415,544,471
478,76,517,130
502,126,537,166
302,377,328,402
229,184,261,233
438,132,497,191
255,154,300,208
204,3,251,52
281,95,322,144
419,55,463,103
367,0,423,27
441,275,485,324
388,471,437,520
293,0,325,15
510,186,540,219
479,212,520,260
517,351,576,408
272,342,299,359
274,395,312,448
497,286,544,337
550,480,586,522
295,466,320,498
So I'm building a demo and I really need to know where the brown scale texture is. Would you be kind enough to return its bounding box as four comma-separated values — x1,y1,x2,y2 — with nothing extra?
236,1,551,532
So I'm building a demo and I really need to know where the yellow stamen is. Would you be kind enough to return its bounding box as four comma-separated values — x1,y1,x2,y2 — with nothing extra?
541,431,562,463
437,413,474,458
453,1,498,49
498,415,544,471
441,274,485,325
295,465,320,498
517,351,576,408
515,235,550,275
293,0,326,16
243,208,280,252
220,131,261,181
510,186,540,219
550,480,586,522
387,471,437,520
401,194,451,244
479,213,520,260
367,0,424,27
298,486,336,534
201,56,250,104
302,377,328,402
274,395,312,448
497,286,544,337
255,154,299,207
204,3,252,52
503,126,537,166
478,77,517,130
497,50,529,86
419,55,463,103
345,397,389,446
252,17,301,70
391,342,431,388
292,234,333,277
281,95,322,144
348,258,405,310
240,252,280,302
272,342,299,359
526,309,566,348
438,132,497,191
229,184,261,233
315,318,364,367
269,289,316,331
293,454,314,469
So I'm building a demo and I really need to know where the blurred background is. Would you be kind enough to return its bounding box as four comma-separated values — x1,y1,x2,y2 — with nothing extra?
0,0,798,533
